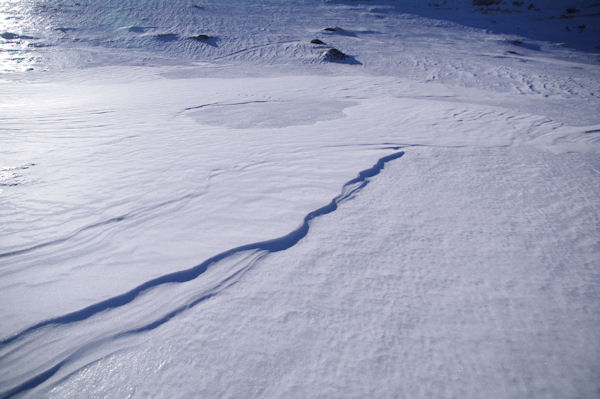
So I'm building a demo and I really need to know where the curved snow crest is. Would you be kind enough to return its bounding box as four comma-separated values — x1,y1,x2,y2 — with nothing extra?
0,151,404,398
1,149,405,346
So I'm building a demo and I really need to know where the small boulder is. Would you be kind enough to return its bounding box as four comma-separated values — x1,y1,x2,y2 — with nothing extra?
322,48,347,61
322,26,357,37
191,34,213,41
311,39,325,45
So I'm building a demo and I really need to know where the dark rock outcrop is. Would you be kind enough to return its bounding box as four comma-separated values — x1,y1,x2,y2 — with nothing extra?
191,34,213,41
322,48,347,61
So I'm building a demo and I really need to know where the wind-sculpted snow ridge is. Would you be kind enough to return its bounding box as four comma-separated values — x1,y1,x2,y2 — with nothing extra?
0,151,404,398
0,189,207,260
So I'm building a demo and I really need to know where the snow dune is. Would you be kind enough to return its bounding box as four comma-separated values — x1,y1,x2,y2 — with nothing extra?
1,0,599,397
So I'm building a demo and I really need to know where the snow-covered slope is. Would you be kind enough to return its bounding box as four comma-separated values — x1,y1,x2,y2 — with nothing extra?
1,1,599,398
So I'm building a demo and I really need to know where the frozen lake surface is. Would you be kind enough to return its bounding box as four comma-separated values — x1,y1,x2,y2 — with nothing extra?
1,0,599,397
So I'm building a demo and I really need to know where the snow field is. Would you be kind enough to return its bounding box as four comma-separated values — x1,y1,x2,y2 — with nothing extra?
1,0,599,397
2,70,598,397
46,145,600,398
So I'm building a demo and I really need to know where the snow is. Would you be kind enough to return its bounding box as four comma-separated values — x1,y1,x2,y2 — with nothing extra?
46,146,600,398
1,0,599,397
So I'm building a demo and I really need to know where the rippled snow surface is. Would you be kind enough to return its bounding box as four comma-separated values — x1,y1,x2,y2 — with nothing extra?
1,0,599,398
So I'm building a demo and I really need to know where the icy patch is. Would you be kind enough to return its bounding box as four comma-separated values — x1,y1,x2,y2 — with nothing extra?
185,100,356,129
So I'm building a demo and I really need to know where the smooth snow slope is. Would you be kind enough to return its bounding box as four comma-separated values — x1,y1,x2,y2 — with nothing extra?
1,0,599,398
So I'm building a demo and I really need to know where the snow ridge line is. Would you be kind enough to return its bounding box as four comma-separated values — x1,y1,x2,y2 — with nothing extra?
1,150,404,346
0,253,264,399
0,190,206,260
181,100,270,113
0,150,404,397
212,40,299,60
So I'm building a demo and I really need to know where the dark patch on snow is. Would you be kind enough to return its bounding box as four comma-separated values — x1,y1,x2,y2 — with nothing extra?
323,48,347,61
28,42,53,48
1,32,19,40
505,38,540,51
517,42,540,51
192,34,211,41
472,0,500,5
311,38,325,45
1,32,34,40
127,26,148,33
153,33,179,41
321,48,360,64
53,27,77,33
322,26,357,37
189,35,218,47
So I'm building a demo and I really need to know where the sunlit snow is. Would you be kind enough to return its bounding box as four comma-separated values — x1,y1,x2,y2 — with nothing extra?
1,0,599,397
